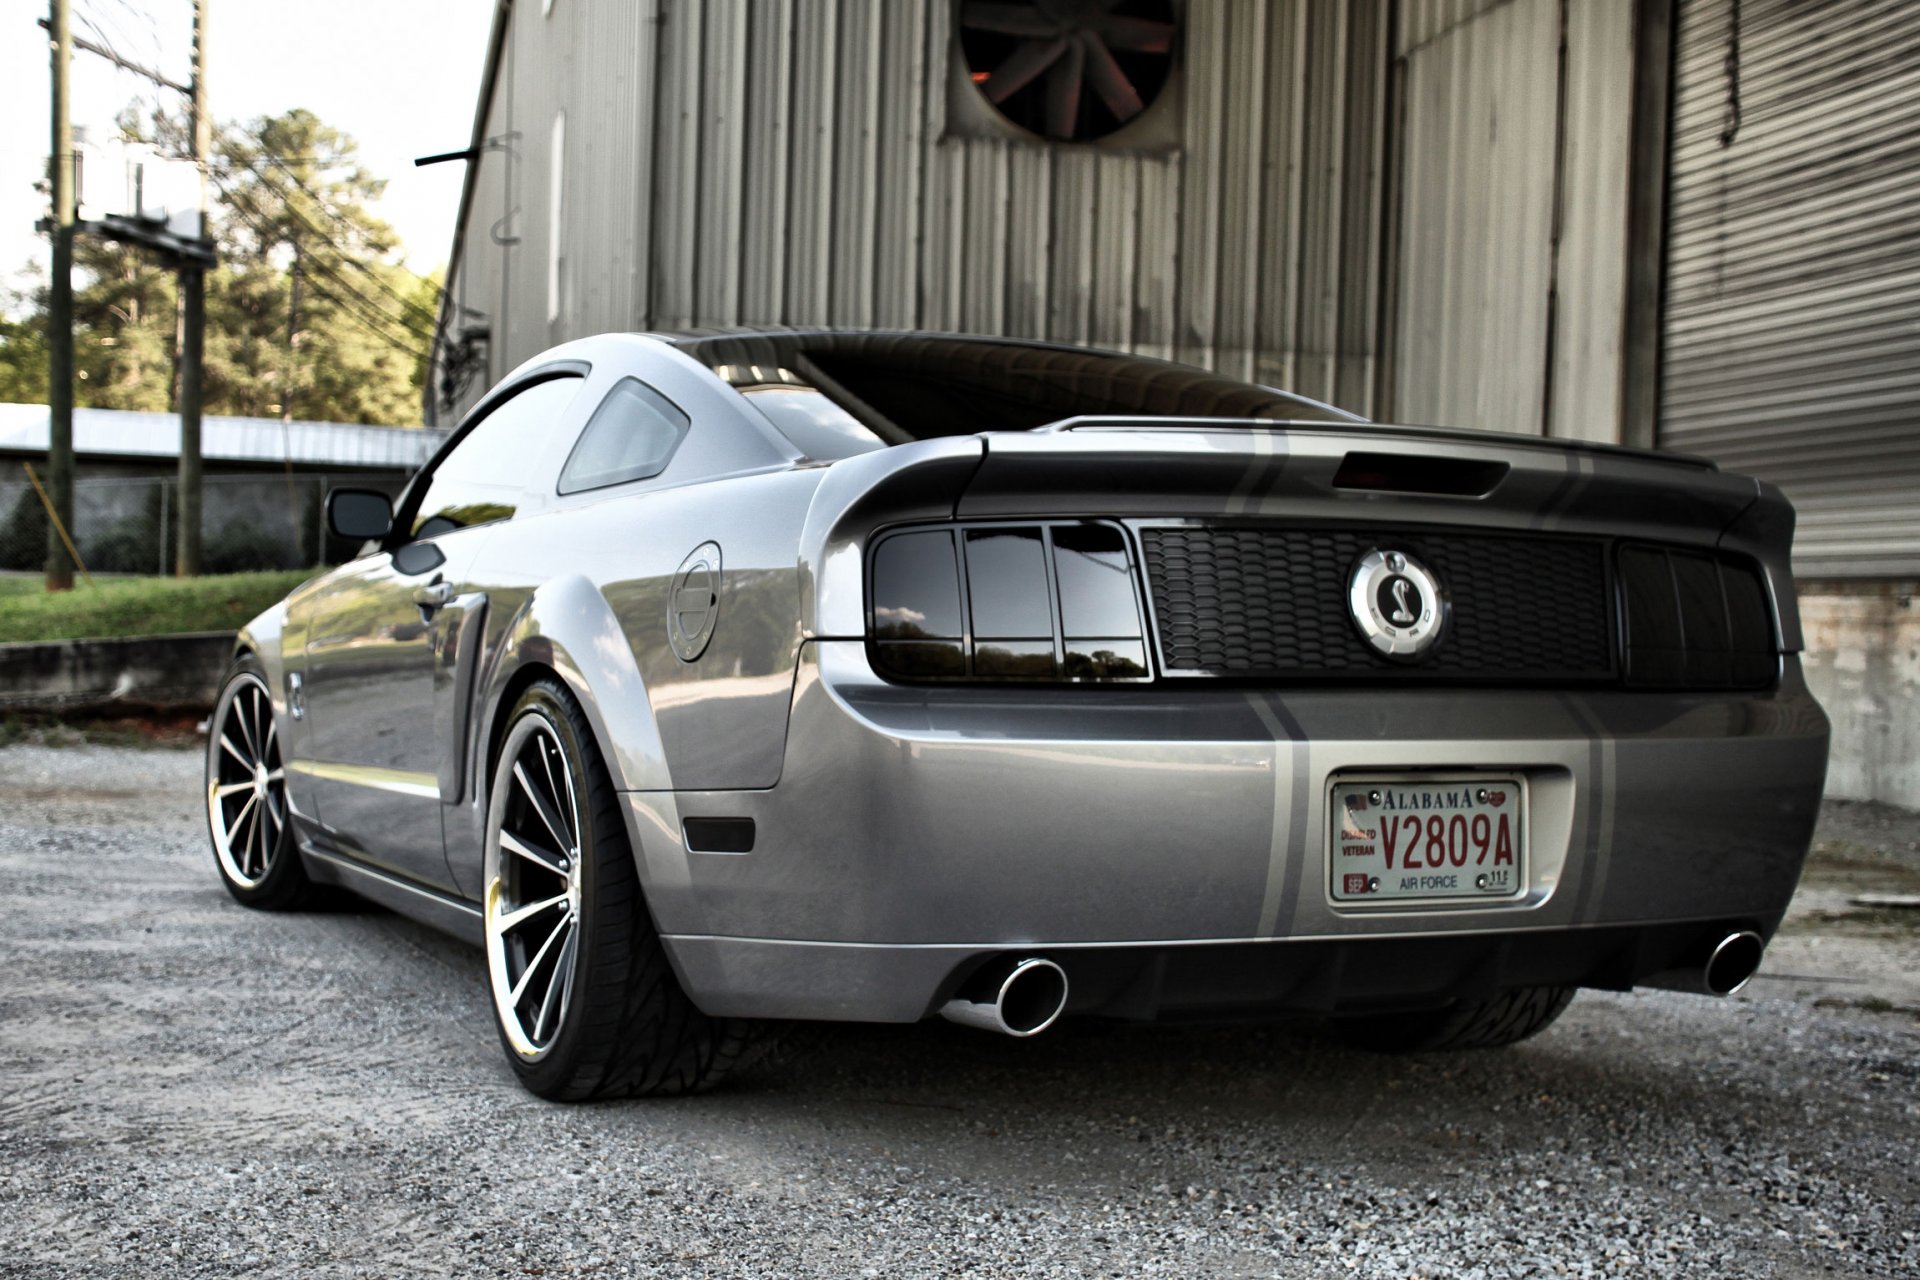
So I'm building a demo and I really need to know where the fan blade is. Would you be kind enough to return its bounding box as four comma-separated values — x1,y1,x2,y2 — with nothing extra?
961,2,1063,38
1091,15,1175,53
1080,31,1145,121
986,36,1071,104
1046,39,1087,139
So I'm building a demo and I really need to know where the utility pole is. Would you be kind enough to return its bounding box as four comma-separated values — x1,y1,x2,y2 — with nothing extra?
177,0,209,576
44,2,213,576
45,0,75,591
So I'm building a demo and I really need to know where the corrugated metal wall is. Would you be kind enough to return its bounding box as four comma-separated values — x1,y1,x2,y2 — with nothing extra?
1386,0,1635,440
1390,0,1561,436
1664,0,1920,577
1551,0,1636,444
445,0,1392,421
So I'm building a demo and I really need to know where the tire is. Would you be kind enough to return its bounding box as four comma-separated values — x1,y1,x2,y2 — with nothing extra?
482,677,780,1100
1337,985,1576,1053
206,657,318,910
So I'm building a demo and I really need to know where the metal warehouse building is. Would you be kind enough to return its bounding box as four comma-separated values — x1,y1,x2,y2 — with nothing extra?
430,0,1920,805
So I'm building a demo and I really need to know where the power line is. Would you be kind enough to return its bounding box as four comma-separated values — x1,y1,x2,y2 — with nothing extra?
215,189,428,361
38,14,189,95
130,121,444,339
225,129,444,332
243,129,447,300
292,275,427,365
71,9,121,61
96,0,164,57
76,0,164,78
214,132,441,337
210,166,435,346
208,171,428,361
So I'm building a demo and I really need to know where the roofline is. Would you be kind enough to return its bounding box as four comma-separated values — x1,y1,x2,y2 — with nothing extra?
429,0,516,426
655,327,1372,424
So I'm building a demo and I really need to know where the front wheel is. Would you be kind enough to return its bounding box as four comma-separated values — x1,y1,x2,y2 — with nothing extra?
482,678,779,1099
206,658,317,910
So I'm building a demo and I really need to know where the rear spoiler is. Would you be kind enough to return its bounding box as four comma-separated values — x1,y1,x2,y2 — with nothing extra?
1037,415,1720,472
797,421,1801,651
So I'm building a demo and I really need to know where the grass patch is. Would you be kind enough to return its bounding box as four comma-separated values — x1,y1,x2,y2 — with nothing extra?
0,573,137,598
0,569,315,643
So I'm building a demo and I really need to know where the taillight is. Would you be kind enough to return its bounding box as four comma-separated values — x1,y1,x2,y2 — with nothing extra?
868,521,1151,682
1618,545,1776,688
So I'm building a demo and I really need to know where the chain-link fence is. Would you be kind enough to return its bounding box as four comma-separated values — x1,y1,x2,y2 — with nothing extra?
0,472,403,577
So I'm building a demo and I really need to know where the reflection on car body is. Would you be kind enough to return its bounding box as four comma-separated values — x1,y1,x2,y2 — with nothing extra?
201,330,1829,1099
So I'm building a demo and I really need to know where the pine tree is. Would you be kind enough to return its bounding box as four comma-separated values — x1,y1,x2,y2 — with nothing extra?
0,106,436,425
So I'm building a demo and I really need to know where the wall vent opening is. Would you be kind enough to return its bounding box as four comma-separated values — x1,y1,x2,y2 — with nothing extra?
957,0,1179,144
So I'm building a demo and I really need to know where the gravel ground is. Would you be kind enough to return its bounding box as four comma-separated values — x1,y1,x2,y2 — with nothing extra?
1,741,1916,1279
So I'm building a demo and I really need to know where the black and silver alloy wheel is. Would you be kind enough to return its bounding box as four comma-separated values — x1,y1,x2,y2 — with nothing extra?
484,709,584,1061
482,678,782,1099
206,659,315,909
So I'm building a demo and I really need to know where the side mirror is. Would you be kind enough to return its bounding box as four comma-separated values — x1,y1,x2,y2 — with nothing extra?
327,488,394,541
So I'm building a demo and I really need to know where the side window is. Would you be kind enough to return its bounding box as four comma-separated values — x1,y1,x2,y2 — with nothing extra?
412,375,585,537
557,378,690,495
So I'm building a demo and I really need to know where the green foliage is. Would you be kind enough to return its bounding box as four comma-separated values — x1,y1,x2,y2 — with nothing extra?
0,106,437,426
0,569,314,643
0,486,50,571
406,269,446,402
72,237,177,411
0,280,50,404
201,516,295,574
204,108,435,425
84,487,165,575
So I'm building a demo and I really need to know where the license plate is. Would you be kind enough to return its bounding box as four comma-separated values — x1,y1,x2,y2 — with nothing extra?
1329,774,1527,904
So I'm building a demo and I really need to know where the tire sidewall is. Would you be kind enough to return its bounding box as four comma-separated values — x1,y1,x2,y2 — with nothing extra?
487,681,616,1096
206,657,303,907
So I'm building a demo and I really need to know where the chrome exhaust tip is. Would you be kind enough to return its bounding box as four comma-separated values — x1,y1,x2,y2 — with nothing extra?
938,957,1069,1037
1703,929,1764,997
1642,929,1766,997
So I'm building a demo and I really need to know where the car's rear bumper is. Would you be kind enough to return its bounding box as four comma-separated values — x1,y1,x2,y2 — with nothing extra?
634,641,1829,1022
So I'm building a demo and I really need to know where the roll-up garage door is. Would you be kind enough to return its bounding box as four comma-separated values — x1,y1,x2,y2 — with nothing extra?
1662,0,1920,577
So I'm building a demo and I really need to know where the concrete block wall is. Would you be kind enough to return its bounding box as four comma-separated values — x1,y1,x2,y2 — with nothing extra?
1799,581,1920,809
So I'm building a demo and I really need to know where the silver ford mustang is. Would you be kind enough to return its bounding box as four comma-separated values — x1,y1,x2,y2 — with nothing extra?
204,330,1830,1099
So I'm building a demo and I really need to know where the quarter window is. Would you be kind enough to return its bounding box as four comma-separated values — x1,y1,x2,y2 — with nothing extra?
412,375,586,537
558,378,691,494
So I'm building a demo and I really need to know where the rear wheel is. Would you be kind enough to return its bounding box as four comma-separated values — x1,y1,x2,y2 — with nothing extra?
206,659,317,910
482,678,779,1099
1337,985,1576,1053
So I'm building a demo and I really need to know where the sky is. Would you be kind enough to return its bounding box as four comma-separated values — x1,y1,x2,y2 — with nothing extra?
0,0,497,302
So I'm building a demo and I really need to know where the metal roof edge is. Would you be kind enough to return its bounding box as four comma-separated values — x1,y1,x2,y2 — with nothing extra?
430,0,517,423
0,403,445,469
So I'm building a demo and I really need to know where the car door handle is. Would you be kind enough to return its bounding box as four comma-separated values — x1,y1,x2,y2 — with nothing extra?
412,582,454,610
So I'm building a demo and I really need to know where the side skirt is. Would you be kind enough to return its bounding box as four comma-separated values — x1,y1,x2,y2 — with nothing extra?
300,843,485,947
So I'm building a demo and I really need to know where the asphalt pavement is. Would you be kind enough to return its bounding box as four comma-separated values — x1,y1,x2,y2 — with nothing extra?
1,740,1915,1278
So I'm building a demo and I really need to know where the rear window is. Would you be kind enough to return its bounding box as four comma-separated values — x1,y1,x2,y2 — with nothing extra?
690,334,1361,451
740,386,885,461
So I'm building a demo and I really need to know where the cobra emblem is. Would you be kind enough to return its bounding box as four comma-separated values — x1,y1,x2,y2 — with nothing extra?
1390,578,1416,625
1348,548,1449,662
